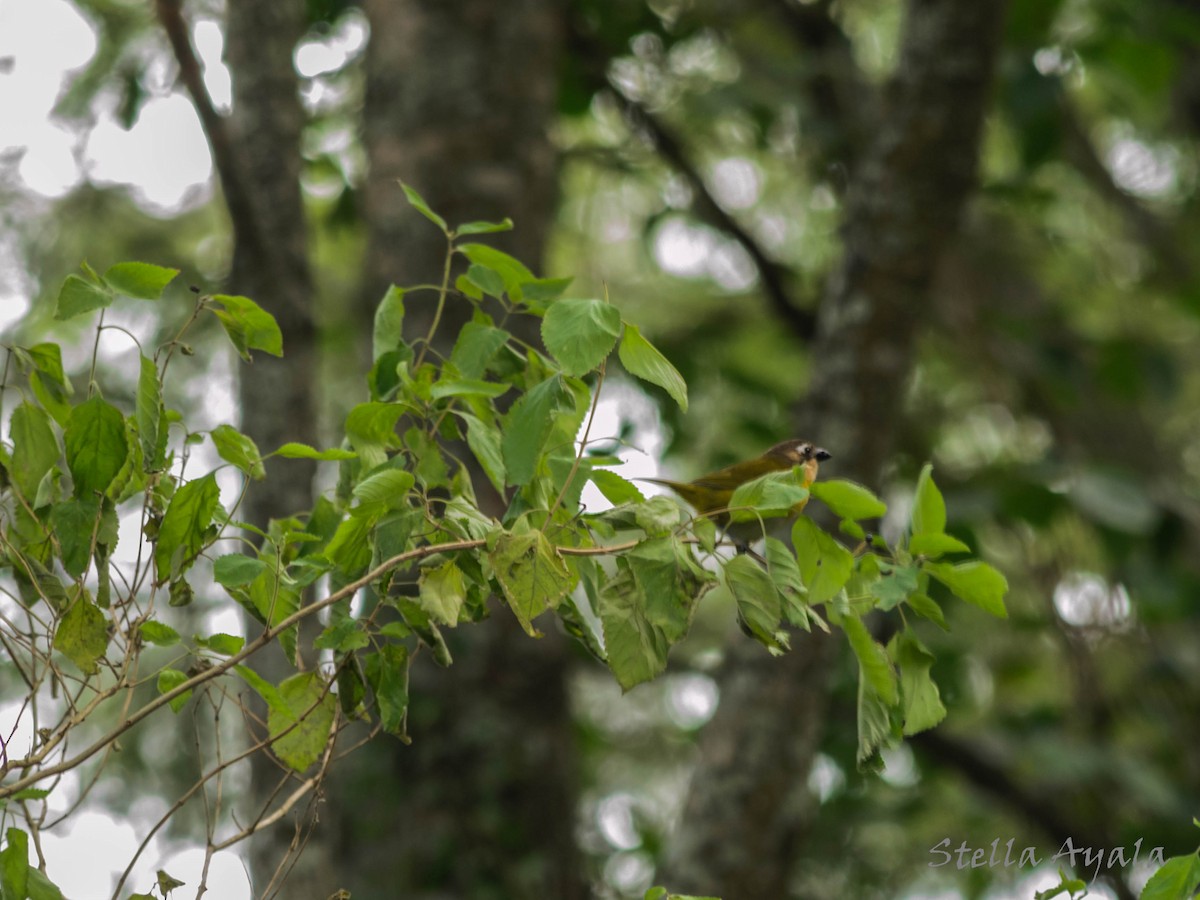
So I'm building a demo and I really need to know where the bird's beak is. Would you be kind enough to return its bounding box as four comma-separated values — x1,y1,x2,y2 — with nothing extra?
814,448,832,461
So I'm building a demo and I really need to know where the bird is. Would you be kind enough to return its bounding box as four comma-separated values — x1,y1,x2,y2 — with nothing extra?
640,439,831,526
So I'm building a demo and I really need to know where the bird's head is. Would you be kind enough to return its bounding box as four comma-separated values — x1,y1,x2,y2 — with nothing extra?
767,440,832,466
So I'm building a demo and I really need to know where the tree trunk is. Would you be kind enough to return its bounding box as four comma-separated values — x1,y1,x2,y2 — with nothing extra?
220,0,324,892
308,2,583,898
661,0,1009,895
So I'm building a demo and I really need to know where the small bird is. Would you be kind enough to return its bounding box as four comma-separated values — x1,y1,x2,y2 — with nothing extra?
641,440,832,525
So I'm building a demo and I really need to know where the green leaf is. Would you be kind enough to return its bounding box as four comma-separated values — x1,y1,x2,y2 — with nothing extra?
599,540,707,691
1139,853,1200,900
907,532,970,558
139,620,181,646
65,395,127,497
1,827,29,900
55,273,113,320
458,243,535,299
211,424,265,480
764,535,812,628
842,614,897,705
723,554,786,652
213,553,268,588
323,510,380,576
103,261,178,299
523,276,574,303
428,378,511,400
618,324,688,412
169,578,195,608
449,322,511,379
912,463,946,535
9,789,49,802
792,517,855,604
136,354,168,471
599,566,665,691
400,182,447,231
490,530,573,636
906,592,947,629
235,665,283,710
925,560,1008,618
501,375,567,486
871,563,919,611
210,295,284,359
352,469,415,509
195,633,244,655
418,560,467,626
19,344,72,425
53,596,109,675
270,672,336,771
461,413,506,493
49,498,99,578
889,632,946,735
541,298,623,375
589,469,645,506
366,643,409,735
403,427,448,489
372,285,406,361
810,479,886,521
314,618,369,652
154,472,220,583
456,218,514,235
25,866,64,900
728,471,809,521
345,402,406,467
10,402,59,502
156,869,185,895
634,495,683,535
464,262,506,299
272,441,358,461
856,661,895,769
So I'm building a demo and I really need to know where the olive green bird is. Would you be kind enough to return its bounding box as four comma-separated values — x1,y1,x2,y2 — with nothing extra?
641,439,832,525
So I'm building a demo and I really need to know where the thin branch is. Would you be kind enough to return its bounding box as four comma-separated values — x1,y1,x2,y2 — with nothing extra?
612,91,818,341
153,0,269,261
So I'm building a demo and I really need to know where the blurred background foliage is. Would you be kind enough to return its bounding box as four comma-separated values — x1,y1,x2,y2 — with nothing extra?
2,0,1199,897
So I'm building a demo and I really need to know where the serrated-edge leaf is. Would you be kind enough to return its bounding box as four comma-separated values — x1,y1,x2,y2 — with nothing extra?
270,672,336,771
52,596,109,675
352,469,415,507
1139,854,1200,900
501,375,566,486
55,274,113,320
139,620,181,646
211,424,265,480
65,395,127,497
541,298,622,376
792,516,855,604
589,469,645,506
154,472,220,582
618,323,688,412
